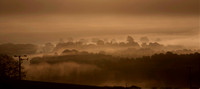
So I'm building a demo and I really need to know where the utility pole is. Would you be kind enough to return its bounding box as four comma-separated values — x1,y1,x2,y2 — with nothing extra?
189,66,192,89
14,55,28,80
125,82,128,88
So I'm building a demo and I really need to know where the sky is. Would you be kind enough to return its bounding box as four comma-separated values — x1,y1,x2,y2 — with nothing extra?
0,0,199,48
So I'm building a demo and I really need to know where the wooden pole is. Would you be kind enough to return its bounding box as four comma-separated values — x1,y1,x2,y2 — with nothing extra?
189,67,192,89
18,56,21,80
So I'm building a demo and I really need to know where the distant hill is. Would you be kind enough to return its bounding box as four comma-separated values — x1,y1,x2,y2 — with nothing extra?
0,80,140,89
0,43,37,55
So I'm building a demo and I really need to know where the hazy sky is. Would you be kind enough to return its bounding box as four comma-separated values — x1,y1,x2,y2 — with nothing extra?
0,0,199,48
0,0,198,15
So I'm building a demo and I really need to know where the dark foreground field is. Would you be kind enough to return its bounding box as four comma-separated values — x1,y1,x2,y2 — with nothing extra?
0,80,140,89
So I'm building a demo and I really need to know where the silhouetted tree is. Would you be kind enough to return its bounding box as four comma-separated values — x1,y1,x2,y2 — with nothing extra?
78,39,88,45
91,38,99,43
0,54,26,80
127,36,134,44
126,36,140,47
140,37,149,43
67,37,74,42
97,40,104,45
110,39,116,44
43,42,54,53
62,49,79,55
148,42,164,49
119,42,126,46
141,43,148,48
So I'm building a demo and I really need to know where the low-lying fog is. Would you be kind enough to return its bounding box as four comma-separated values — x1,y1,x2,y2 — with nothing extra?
1,36,199,87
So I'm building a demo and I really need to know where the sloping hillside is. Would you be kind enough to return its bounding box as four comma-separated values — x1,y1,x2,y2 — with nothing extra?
0,80,140,89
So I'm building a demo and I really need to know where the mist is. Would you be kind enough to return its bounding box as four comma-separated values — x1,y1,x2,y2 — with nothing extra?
0,0,199,88
24,52,200,87
25,62,102,85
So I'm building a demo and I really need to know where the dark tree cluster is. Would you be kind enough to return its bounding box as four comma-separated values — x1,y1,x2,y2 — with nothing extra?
54,36,141,51
51,36,199,58
0,54,26,80
30,51,200,87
